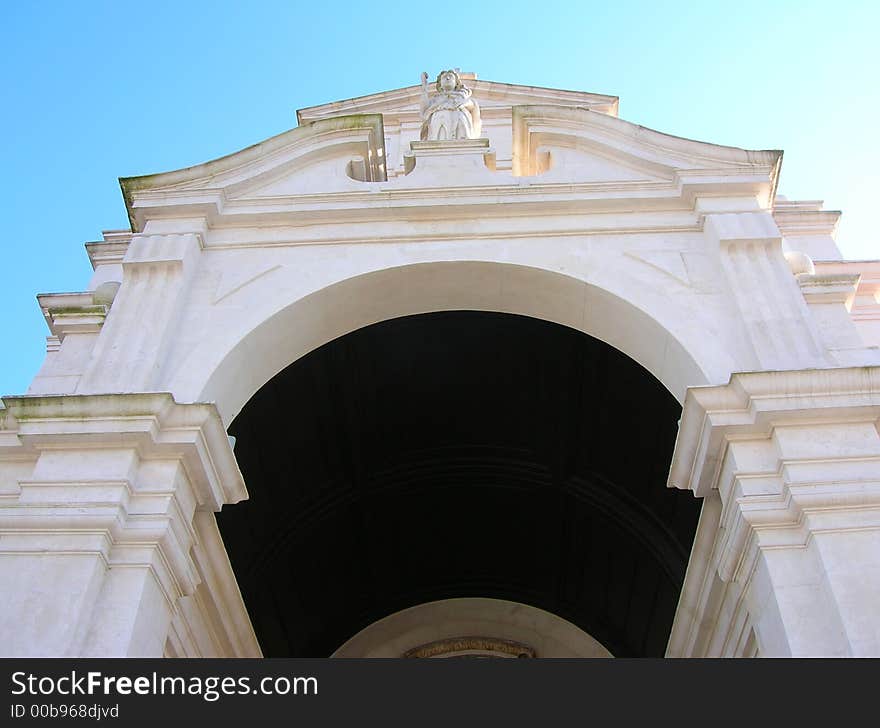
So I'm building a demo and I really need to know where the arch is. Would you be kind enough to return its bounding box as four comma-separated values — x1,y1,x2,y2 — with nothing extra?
332,598,612,658
217,311,704,657
194,261,714,425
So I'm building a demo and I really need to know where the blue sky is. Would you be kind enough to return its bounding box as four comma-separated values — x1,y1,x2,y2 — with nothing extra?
1,1,877,396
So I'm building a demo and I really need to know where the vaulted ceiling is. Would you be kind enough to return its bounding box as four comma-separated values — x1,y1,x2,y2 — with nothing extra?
218,312,702,657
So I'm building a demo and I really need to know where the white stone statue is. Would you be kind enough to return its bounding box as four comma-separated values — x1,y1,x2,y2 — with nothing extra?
419,69,482,141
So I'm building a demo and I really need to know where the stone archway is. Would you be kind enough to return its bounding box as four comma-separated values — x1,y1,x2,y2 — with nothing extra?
217,310,703,657
4,71,879,660
188,260,717,427
332,598,612,658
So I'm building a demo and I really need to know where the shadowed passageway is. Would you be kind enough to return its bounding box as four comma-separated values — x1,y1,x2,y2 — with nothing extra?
218,311,702,656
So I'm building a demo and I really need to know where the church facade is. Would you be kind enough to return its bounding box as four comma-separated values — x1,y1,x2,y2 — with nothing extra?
2,73,879,657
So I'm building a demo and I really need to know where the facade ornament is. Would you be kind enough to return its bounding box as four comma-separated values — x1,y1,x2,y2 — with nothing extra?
419,69,482,141
403,636,535,658
783,248,816,276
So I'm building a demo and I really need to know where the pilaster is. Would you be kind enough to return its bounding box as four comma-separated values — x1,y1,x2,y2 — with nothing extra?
706,212,830,371
668,367,880,656
78,227,204,394
0,393,259,656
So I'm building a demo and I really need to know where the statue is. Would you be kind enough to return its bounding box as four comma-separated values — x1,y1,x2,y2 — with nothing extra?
419,69,482,141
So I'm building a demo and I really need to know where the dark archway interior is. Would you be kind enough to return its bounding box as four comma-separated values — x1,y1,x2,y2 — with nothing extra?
218,311,702,657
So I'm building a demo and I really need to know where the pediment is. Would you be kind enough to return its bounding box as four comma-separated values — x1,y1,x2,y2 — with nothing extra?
119,82,782,232
296,75,620,124
524,140,674,183
120,115,386,230
512,106,782,186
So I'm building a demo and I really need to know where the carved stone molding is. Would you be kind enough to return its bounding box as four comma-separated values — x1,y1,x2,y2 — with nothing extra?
403,637,536,658
668,366,880,656
0,393,256,656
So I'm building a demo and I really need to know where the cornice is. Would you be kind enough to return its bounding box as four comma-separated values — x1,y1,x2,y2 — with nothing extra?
120,115,386,232
512,105,781,176
37,292,108,340
296,78,619,124
85,231,132,268
669,367,880,498
200,223,704,251
797,273,860,307
815,260,880,292
0,393,247,511
126,177,771,237
773,207,840,238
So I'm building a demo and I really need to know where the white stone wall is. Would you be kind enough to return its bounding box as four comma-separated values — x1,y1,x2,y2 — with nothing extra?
4,80,880,656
